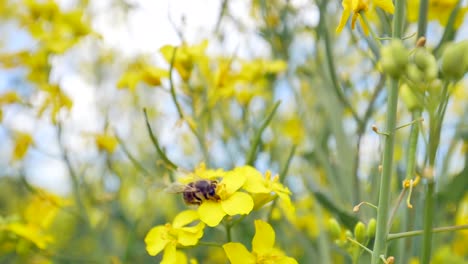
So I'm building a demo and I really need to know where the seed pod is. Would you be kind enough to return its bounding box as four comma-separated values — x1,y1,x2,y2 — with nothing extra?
441,41,467,80
366,218,377,238
327,218,342,240
354,221,367,244
380,40,409,78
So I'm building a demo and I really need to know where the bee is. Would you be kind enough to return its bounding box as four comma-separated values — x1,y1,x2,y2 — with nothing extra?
164,179,220,205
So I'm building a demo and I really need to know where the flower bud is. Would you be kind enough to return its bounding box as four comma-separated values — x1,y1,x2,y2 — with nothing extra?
413,48,438,81
401,84,422,110
366,218,376,238
354,221,367,244
406,64,424,84
327,218,342,240
441,41,467,80
380,40,409,78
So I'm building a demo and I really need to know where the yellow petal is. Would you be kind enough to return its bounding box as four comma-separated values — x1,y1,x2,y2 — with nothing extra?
198,201,226,227
252,220,275,255
336,9,351,33
278,256,299,264
161,242,177,264
240,166,271,193
145,226,169,256
221,171,246,194
223,242,256,264
358,16,369,35
177,222,205,246
374,0,394,14
221,192,254,216
172,210,199,228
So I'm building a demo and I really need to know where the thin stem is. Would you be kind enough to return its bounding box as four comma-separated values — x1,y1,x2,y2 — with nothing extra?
388,224,468,241
115,133,151,177
267,145,296,221
417,0,429,38
421,181,434,264
360,13,382,48
318,0,363,127
371,0,404,261
225,221,232,242
246,101,281,165
142,108,178,173
168,47,184,120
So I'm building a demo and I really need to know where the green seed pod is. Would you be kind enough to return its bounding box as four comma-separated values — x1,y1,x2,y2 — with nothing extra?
380,40,409,78
441,42,467,80
327,218,342,240
354,221,367,244
366,218,377,238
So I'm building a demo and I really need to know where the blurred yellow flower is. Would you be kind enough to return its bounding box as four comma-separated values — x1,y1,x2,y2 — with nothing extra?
198,171,253,227
12,131,34,161
117,62,168,91
37,84,73,124
160,41,209,81
145,210,205,263
223,220,298,264
94,133,119,154
1,189,70,250
407,0,468,28
336,0,395,34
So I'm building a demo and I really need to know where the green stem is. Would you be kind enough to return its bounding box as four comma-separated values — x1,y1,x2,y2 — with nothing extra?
388,224,468,241
267,145,296,221
246,101,281,165
142,108,178,173
405,110,422,181
371,0,404,261
421,181,434,264
318,0,363,127
225,222,232,242
417,0,429,38
115,133,151,177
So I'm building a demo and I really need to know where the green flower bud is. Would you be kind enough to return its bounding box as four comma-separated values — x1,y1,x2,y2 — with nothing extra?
354,221,367,244
406,64,424,84
366,218,377,238
413,48,438,81
380,40,409,78
441,41,467,80
401,84,422,110
327,218,342,240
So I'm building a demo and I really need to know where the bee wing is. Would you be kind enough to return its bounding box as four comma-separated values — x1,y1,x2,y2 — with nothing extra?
164,182,189,193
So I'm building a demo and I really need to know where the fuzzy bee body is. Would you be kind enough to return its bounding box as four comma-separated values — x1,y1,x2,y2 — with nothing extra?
165,179,220,205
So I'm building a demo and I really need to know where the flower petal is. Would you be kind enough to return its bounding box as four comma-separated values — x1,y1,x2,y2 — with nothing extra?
145,226,169,256
278,256,299,264
252,220,275,255
336,9,351,33
223,242,255,264
374,0,394,14
177,222,205,246
221,171,246,194
161,242,177,264
221,192,254,216
172,210,199,228
198,201,226,227
241,167,271,193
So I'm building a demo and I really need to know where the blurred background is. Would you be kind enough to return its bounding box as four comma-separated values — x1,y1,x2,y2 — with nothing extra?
0,0,467,263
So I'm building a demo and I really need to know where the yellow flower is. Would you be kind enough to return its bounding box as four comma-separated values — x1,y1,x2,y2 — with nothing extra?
1,189,70,250
94,133,119,154
407,0,468,29
160,41,209,81
223,220,298,264
145,210,205,263
336,0,395,34
241,167,293,211
117,61,168,91
197,171,254,227
12,131,34,161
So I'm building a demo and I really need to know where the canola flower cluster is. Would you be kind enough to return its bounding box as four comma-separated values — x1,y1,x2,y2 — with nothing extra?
144,164,297,264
